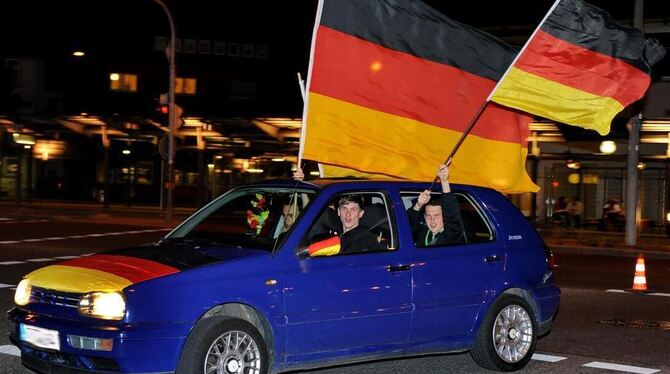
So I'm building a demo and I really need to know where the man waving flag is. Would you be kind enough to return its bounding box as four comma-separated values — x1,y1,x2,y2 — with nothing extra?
490,0,665,135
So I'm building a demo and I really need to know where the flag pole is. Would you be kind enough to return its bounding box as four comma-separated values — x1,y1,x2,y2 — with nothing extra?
428,0,562,190
486,0,561,101
298,0,325,170
427,100,489,190
296,71,306,169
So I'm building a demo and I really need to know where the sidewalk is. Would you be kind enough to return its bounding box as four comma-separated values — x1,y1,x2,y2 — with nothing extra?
1,200,670,258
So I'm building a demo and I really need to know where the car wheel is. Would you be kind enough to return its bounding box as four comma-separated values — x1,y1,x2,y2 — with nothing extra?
177,317,268,374
470,294,537,371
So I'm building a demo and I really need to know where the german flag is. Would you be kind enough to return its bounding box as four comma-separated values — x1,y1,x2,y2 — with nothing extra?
301,0,538,193
308,236,341,257
26,254,180,293
491,0,665,135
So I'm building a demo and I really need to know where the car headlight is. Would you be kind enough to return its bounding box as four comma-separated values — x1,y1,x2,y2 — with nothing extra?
14,279,31,306
79,292,126,320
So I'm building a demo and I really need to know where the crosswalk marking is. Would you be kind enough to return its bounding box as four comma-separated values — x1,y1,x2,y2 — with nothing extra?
0,345,20,357
583,361,659,374
531,353,567,362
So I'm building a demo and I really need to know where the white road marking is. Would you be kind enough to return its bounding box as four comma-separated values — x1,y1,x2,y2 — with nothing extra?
583,362,659,373
0,345,20,357
531,353,567,362
0,283,16,289
606,289,670,297
26,258,55,262
0,229,169,246
0,261,25,265
0,219,50,225
54,255,80,259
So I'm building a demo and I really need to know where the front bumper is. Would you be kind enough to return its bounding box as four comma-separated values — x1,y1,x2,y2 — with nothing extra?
8,307,188,373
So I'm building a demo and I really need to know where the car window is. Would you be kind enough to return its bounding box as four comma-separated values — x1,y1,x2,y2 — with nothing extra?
167,188,314,251
400,191,494,247
298,191,396,257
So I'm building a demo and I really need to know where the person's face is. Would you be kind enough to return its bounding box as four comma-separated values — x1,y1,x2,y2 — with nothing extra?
424,205,444,234
338,202,364,231
283,212,295,230
282,204,295,230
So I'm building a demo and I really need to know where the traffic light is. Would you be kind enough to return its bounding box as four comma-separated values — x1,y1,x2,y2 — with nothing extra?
153,94,184,128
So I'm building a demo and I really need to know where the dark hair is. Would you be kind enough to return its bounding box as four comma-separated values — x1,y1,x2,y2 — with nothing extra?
424,198,441,208
337,194,364,209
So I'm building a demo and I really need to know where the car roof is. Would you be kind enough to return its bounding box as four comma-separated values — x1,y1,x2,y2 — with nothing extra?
244,178,499,195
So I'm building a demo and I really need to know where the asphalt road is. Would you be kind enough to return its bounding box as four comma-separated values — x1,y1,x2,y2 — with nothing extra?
0,218,668,373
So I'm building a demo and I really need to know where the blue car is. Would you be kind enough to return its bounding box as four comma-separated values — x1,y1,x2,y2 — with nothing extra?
8,179,560,373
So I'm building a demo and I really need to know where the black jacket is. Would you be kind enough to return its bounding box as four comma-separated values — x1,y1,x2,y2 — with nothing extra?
339,225,385,254
406,192,465,247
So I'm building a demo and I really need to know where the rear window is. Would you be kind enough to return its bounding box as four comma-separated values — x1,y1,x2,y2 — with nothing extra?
400,191,494,245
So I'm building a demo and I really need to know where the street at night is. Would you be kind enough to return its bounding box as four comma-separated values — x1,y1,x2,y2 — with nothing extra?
2,0,670,373
0,208,669,373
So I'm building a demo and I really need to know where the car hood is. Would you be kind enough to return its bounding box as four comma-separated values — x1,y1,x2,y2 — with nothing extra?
24,244,267,294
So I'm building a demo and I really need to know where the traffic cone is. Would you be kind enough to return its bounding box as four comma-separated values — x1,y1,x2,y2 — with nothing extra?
626,253,654,293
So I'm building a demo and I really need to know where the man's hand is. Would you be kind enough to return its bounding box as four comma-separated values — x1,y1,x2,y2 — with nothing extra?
414,190,431,211
437,163,450,182
437,163,451,193
293,168,305,181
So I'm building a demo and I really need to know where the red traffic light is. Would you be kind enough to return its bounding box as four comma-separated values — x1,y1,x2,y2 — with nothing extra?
159,105,169,115
551,181,559,188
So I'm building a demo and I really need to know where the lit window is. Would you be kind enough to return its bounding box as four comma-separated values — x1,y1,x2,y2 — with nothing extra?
110,73,138,92
175,77,197,95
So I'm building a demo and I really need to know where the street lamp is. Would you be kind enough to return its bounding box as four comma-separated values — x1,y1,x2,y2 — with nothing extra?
599,140,617,154
152,0,177,223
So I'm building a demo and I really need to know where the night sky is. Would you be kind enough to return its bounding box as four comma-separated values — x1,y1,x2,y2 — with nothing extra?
3,0,666,71
1,0,667,120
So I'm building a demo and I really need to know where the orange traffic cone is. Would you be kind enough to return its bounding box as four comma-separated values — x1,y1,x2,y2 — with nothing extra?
626,253,653,293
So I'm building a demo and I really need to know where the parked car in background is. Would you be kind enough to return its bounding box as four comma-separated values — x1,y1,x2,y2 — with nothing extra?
8,178,560,373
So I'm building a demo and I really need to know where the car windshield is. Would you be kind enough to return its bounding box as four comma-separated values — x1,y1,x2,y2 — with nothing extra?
166,187,315,251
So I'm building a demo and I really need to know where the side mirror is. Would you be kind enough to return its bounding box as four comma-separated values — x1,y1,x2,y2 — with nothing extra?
298,235,341,258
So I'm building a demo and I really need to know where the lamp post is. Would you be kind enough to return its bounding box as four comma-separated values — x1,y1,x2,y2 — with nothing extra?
153,0,176,222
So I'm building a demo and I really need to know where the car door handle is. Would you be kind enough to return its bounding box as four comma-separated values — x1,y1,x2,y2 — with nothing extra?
485,255,503,263
387,264,410,272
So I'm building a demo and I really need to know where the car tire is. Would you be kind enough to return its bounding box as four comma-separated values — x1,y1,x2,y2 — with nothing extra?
470,294,537,372
176,317,269,374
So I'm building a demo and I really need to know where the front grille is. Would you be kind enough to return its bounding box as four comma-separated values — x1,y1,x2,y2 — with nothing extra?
23,345,121,372
30,287,80,308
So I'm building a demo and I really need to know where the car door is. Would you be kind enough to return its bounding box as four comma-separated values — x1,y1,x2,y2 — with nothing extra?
282,187,412,362
399,190,505,341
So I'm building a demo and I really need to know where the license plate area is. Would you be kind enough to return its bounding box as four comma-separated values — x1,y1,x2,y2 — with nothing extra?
20,324,60,351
